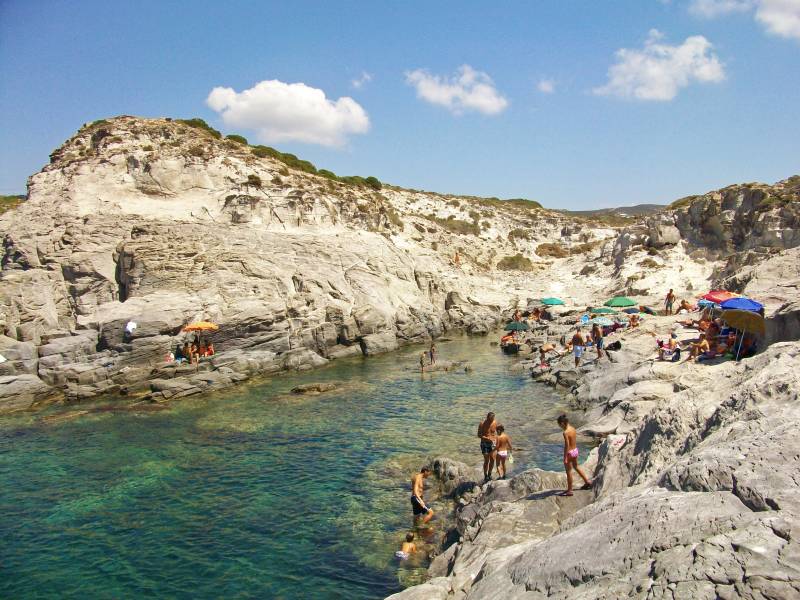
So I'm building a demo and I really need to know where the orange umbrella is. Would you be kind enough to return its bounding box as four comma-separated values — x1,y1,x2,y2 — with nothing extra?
182,321,219,332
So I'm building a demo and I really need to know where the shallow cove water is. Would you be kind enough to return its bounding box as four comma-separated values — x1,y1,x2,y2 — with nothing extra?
0,334,588,599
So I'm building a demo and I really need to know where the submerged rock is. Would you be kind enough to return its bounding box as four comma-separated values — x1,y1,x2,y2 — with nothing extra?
291,382,337,395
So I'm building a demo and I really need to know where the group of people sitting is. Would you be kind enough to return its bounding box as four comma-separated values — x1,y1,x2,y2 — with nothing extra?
169,340,215,364
659,308,757,362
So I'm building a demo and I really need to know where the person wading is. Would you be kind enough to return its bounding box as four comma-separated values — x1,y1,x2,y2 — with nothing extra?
477,412,498,482
410,467,434,524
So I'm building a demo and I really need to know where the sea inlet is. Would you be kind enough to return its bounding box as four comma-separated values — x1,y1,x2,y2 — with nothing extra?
1,334,585,599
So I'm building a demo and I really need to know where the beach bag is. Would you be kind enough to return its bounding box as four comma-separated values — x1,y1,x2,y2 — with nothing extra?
607,340,622,352
671,348,681,362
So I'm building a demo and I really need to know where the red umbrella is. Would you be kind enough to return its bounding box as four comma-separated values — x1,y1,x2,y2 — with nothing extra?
701,290,740,304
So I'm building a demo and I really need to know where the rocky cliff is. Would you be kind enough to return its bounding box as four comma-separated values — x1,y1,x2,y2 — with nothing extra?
0,116,611,410
0,116,797,416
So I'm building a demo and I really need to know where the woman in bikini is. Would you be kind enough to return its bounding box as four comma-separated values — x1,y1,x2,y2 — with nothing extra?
495,425,513,480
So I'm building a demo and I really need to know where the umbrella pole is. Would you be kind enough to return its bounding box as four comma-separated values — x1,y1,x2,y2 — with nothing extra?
735,330,744,361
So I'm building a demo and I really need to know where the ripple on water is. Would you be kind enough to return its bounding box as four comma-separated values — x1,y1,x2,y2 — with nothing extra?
0,335,587,599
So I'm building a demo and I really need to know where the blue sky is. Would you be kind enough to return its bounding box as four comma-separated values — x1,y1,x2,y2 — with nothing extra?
1,0,798,209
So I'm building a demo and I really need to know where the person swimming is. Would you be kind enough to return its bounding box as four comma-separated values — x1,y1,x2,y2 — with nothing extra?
395,532,417,560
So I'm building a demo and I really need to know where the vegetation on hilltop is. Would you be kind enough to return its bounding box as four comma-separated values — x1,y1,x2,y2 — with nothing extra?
0,195,25,215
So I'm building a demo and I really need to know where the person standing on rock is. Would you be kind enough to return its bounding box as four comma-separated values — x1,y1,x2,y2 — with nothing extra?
419,352,426,373
557,414,592,496
495,425,513,480
429,343,437,365
411,467,434,524
665,289,676,315
571,327,585,367
591,322,605,361
478,412,498,481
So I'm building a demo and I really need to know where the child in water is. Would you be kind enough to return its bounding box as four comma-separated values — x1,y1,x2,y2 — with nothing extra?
495,425,513,479
395,532,417,560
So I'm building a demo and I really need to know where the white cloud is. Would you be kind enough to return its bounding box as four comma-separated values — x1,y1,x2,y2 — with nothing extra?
537,78,556,94
351,71,372,89
405,65,509,115
593,30,725,101
688,0,755,17
206,80,370,147
756,0,800,39
689,0,800,41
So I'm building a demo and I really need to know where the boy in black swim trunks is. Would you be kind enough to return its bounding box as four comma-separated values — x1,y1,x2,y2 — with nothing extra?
410,467,434,524
477,412,497,481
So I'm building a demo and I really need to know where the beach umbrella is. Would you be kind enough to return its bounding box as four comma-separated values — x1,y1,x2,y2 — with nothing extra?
589,307,617,314
697,299,718,308
182,321,219,332
540,297,565,306
720,297,763,313
605,296,637,307
702,290,739,304
622,307,640,314
722,309,765,359
590,317,614,326
722,309,765,336
504,321,530,331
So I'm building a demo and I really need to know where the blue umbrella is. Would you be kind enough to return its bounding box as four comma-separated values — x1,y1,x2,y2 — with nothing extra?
720,297,763,312
590,317,613,326
697,299,718,308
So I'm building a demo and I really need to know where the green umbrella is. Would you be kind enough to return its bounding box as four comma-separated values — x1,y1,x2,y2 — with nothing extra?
604,296,637,308
540,297,565,306
504,321,530,331
588,307,617,314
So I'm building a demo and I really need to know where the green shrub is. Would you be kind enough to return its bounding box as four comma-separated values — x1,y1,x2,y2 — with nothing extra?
424,214,480,235
496,254,534,271
278,166,289,176
143,144,154,151
669,195,698,210
508,228,531,241
0,194,24,215
339,175,366,186
187,145,206,157
468,210,481,222
570,240,600,255
90,119,108,127
365,176,382,190
318,169,338,180
226,134,248,145
247,174,262,188
535,242,569,258
639,258,661,269
177,118,222,139
447,199,461,208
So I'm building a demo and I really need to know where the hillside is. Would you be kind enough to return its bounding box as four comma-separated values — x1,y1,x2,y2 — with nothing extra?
0,115,798,409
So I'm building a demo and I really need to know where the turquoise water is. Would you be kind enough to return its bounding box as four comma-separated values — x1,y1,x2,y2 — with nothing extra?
0,335,584,599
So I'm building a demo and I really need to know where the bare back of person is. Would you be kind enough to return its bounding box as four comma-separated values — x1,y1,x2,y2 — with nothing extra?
478,413,497,481
557,415,591,495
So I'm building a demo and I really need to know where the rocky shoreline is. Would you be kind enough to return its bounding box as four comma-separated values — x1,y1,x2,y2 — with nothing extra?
388,305,800,598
